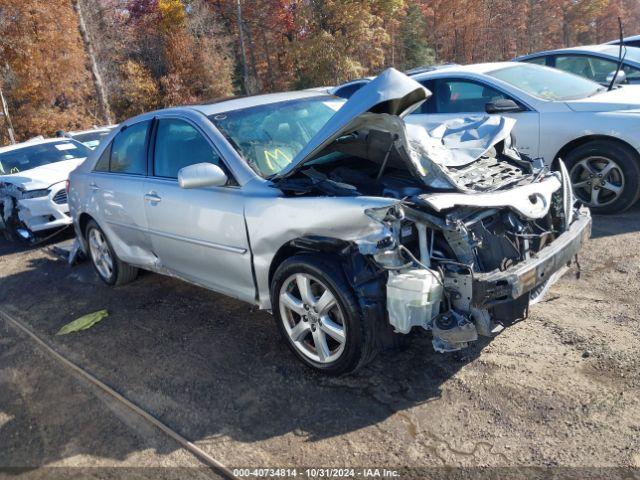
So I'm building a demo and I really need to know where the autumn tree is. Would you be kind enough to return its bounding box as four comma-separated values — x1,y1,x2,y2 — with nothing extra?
3,0,640,146
0,0,98,139
397,1,435,70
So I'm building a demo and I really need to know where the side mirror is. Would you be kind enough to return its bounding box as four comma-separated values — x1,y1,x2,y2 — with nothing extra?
606,69,627,86
178,163,228,189
485,99,523,114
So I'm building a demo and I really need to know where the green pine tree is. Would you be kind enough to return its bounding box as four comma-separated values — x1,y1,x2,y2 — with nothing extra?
399,2,435,71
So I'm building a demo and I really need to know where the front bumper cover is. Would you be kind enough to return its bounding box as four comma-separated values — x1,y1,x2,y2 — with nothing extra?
472,208,591,306
16,183,71,232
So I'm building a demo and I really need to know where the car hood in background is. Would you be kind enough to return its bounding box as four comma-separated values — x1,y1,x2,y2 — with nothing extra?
565,85,640,112
405,115,516,167
0,158,85,191
274,68,430,179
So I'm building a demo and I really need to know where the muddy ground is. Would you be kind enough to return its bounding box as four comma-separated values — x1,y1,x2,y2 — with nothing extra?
0,207,638,479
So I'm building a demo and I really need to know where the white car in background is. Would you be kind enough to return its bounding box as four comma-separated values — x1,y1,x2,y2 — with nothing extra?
0,138,92,241
64,126,118,149
334,63,640,213
514,45,640,86
606,34,640,48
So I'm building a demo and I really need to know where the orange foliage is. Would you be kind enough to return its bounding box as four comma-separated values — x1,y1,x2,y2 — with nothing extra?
0,0,98,140
2,0,640,144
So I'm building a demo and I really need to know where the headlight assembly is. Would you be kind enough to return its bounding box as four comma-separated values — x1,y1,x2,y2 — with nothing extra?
21,189,50,199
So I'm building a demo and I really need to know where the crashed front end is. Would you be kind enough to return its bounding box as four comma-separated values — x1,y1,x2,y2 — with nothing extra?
271,68,591,353
0,181,71,241
364,165,590,352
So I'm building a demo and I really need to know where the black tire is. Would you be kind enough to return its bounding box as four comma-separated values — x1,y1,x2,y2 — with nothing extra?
85,219,138,286
565,140,640,214
271,253,379,375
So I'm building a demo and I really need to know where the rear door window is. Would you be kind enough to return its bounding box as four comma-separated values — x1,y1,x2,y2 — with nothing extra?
94,142,111,172
523,56,548,66
109,121,151,175
554,55,625,83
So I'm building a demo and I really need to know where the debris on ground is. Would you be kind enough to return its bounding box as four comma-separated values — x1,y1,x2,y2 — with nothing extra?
56,310,109,335
67,237,83,265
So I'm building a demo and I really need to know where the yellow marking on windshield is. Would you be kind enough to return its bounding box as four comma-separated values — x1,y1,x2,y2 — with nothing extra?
264,148,291,172
10,167,19,174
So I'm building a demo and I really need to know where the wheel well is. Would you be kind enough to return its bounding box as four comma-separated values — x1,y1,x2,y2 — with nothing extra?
268,243,303,288
78,213,94,238
267,236,352,288
555,135,640,165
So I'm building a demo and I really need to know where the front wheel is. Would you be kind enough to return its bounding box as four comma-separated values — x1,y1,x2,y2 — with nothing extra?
271,254,379,375
566,140,640,214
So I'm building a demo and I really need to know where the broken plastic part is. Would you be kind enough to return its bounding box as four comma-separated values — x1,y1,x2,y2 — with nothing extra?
386,268,443,334
431,310,478,352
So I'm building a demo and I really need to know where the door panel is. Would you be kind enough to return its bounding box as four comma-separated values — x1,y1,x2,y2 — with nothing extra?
90,173,154,266
410,78,541,158
89,121,155,266
144,118,255,302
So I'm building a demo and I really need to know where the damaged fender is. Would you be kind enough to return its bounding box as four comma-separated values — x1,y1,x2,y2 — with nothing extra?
245,195,399,309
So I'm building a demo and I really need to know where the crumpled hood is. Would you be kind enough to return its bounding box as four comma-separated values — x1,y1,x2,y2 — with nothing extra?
275,68,429,179
405,115,516,167
0,158,85,191
274,68,518,185
565,85,640,112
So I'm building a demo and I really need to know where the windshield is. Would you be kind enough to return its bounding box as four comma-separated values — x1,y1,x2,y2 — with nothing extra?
0,140,91,175
489,64,603,100
71,130,112,149
209,96,345,177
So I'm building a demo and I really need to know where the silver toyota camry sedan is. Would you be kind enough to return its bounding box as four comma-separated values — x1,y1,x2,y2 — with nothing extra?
69,69,591,375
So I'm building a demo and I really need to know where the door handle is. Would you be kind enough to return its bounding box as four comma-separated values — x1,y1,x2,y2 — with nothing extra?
89,182,100,191
144,192,162,203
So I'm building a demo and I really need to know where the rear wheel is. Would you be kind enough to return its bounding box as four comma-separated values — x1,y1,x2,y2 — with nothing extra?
271,254,379,375
566,140,640,214
85,220,138,286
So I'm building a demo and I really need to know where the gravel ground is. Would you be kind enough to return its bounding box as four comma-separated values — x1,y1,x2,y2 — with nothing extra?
0,208,638,478
0,315,218,480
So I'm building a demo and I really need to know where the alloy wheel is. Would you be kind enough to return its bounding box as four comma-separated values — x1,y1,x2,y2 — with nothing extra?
570,155,624,208
88,228,114,280
278,273,347,364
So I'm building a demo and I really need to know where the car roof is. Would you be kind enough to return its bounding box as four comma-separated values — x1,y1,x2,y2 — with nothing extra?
516,44,626,59
189,89,335,116
409,61,517,79
0,137,81,154
68,126,118,136
606,34,640,44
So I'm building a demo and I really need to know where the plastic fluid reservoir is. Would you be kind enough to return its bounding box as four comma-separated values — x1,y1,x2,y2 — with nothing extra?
386,269,443,334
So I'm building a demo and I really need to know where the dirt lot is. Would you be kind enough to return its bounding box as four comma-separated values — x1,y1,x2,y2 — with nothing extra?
0,208,638,478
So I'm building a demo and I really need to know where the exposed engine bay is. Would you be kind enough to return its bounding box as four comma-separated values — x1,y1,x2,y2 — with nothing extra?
273,115,591,353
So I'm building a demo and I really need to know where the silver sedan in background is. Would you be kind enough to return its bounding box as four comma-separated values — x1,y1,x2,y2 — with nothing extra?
69,69,590,374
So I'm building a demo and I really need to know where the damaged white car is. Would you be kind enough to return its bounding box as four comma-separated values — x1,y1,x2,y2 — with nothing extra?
69,69,591,374
0,138,92,241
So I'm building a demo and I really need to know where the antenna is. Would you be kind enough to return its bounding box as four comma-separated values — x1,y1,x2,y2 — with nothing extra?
608,17,626,91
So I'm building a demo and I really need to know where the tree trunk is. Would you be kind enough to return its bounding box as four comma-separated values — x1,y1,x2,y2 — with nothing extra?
261,26,275,91
236,0,252,94
72,0,112,125
0,81,16,144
